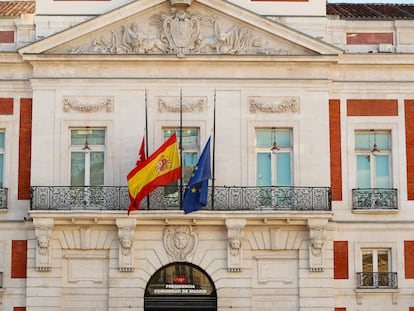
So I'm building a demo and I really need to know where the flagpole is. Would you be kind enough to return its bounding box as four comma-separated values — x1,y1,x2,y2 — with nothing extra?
212,89,216,210
179,88,183,210
145,89,150,210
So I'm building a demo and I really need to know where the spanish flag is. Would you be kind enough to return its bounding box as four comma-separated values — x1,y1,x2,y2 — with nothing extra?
127,133,181,214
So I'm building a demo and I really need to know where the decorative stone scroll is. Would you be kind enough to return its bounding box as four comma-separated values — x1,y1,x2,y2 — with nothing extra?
157,96,206,112
116,219,136,272
249,96,299,113
63,97,113,113
308,219,327,272
68,5,293,57
225,219,246,272
33,218,54,271
163,225,197,261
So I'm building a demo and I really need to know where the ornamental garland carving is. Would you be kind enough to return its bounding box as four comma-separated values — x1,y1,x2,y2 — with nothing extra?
63,97,113,113
249,96,299,113
68,6,292,57
157,96,206,112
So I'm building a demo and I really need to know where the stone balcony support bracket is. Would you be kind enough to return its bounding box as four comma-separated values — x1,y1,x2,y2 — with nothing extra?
33,218,54,272
307,218,328,272
225,219,246,272
116,218,136,272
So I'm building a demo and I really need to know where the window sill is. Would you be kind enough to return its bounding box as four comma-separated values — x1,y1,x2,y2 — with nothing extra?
354,288,400,305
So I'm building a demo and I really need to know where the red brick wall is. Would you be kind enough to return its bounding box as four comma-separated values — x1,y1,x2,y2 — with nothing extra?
0,98,13,115
329,99,342,201
18,98,32,200
334,241,348,279
0,31,14,43
405,100,414,200
13,308,26,311
409,307,414,311
346,32,393,45
404,241,414,278
335,308,346,311
11,240,27,278
347,99,398,116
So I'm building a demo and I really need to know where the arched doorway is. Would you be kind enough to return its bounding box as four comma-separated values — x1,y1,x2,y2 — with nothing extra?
144,262,217,311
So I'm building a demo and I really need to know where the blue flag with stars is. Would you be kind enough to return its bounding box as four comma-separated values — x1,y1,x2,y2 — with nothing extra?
183,137,212,214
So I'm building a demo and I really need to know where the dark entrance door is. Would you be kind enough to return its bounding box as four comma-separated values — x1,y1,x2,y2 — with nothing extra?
144,262,217,311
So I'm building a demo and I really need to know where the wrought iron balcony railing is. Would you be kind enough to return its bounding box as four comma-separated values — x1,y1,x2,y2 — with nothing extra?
352,188,398,210
0,187,7,210
357,272,398,289
30,186,331,211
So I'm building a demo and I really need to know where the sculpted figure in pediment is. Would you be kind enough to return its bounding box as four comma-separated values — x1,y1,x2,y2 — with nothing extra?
68,5,294,56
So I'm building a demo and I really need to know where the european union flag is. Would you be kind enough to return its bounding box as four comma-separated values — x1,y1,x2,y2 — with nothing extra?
183,137,212,214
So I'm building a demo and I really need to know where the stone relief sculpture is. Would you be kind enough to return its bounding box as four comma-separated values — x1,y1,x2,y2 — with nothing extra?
164,225,197,261
249,97,299,113
34,218,54,271
308,226,325,272
116,219,136,272
157,96,205,112
63,97,113,113
68,2,292,57
226,219,246,272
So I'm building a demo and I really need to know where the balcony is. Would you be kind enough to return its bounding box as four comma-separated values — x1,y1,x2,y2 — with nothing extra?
30,186,331,211
0,188,7,210
357,272,398,289
352,188,398,210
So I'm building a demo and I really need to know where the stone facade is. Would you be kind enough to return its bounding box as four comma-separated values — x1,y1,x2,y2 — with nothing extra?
0,0,414,310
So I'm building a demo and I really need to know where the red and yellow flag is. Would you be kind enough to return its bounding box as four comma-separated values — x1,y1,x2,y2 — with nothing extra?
127,133,181,214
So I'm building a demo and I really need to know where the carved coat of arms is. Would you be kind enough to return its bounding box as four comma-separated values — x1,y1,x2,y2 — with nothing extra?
162,9,200,57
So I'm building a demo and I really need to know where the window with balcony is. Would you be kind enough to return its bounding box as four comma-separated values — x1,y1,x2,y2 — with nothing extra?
163,128,199,184
70,128,105,186
353,131,397,210
0,131,7,209
256,128,292,187
148,128,200,208
358,249,397,289
69,128,106,208
0,131,4,188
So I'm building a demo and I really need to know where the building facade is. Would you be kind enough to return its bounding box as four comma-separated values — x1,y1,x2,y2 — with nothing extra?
1,0,414,310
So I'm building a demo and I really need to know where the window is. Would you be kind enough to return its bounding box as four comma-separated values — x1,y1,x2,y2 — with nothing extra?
70,128,105,186
163,128,199,184
360,249,394,288
355,131,391,189
256,128,292,186
0,131,4,188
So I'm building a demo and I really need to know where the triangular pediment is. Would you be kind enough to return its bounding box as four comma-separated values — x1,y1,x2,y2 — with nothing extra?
19,0,342,57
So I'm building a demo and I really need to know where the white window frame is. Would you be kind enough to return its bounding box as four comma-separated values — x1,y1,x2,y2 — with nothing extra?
255,128,293,187
355,130,392,189
69,127,106,186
